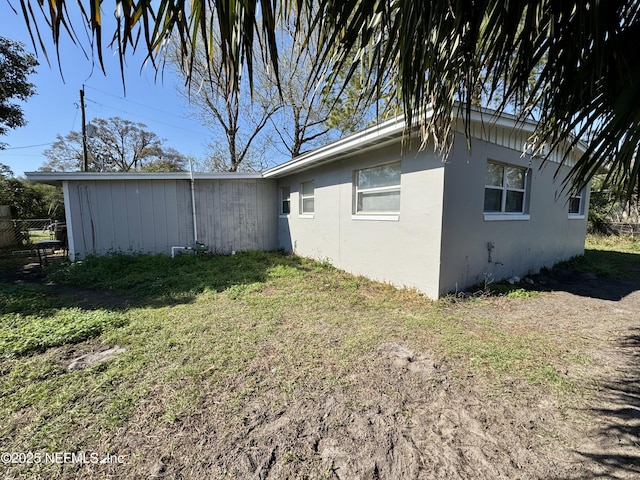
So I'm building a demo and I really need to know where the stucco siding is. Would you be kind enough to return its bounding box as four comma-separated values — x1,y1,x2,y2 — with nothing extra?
439,134,589,294
277,143,446,297
65,178,277,259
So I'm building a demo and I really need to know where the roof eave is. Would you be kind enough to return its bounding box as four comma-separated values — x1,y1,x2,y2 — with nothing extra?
262,115,409,178
262,106,561,179
25,171,264,186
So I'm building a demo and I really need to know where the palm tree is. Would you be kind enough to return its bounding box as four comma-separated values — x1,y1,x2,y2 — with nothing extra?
16,0,640,195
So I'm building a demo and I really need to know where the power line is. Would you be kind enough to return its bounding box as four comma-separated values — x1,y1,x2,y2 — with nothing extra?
82,85,211,138
84,97,208,136
84,84,193,121
1,142,52,150
0,152,48,158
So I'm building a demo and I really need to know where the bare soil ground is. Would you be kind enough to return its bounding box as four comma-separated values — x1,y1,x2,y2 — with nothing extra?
2,255,639,479
83,275,640,479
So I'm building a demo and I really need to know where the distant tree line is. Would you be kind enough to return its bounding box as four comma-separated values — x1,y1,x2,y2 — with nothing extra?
41,117,190,173
0,164,64,220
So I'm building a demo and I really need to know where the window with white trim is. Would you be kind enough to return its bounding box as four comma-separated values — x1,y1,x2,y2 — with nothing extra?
568,189,585,217
484,161,529,215
354,162,401,214
280,186,291,215
300,181,315,214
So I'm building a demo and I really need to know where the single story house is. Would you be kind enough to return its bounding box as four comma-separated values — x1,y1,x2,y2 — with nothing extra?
27,107,589,298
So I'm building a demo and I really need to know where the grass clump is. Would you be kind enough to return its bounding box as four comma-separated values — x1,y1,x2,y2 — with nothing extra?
0,283,54,316
0,308,128,357
486,284,539,298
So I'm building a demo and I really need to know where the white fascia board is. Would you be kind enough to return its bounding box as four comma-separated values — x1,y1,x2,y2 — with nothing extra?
25,171,264,185
262,116,408,178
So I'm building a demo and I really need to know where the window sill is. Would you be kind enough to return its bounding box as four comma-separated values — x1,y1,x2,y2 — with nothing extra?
352,214,400,222
298,214,314,219
278,214,290,219
568,214,585,220
483,213,530,221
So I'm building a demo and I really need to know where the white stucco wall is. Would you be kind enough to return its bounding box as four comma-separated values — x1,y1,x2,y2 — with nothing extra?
439,135,589,294
277,143,446,298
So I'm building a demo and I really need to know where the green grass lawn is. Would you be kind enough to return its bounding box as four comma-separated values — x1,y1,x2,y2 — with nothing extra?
0,235,637,476
561,233,640,280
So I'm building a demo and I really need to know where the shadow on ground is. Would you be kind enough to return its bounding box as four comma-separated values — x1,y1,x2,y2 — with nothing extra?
530,268,640,301
523,249,640,301
574,327,640,478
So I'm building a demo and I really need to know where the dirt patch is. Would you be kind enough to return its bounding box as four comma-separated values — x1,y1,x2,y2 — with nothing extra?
93,341,632,480
528,267,640,301
99,277,639,479
67,346,127,371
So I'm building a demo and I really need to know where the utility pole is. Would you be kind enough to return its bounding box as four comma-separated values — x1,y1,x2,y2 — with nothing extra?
80,88,88,172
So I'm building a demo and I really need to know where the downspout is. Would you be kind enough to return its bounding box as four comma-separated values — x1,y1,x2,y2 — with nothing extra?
172,161,207,258
190,159,198,244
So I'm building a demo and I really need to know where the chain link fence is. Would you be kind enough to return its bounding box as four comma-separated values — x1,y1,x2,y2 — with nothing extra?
606,222,640,238
0,218,55,249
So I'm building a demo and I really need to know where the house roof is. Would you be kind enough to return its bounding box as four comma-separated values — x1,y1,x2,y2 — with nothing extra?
26,106,588,185
262,106,588,178
25,171,263,186
262,114,409,178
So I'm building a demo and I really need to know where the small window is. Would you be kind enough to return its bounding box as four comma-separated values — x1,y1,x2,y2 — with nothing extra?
569,190,585,217
300,181,315,214
280,186,291,215
354,162,401,214
484,161,529,214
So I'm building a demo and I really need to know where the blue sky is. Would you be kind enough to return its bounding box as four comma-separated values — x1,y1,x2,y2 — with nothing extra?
0,2,215,177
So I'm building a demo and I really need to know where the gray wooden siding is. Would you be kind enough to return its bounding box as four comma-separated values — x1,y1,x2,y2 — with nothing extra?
465,121,582,167
66,178,277,259
195,179,278,253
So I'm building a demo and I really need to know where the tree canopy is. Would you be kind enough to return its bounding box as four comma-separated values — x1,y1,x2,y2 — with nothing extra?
15,0,640,194
41,117,187,172
0,164,64,220
0,36,37,148
168,34,279,172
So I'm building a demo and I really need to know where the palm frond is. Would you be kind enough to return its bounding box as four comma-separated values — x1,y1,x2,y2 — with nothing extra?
15,0,640,196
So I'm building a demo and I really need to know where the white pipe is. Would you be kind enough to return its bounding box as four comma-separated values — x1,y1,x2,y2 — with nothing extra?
171,246,188,258
189,159,198,244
